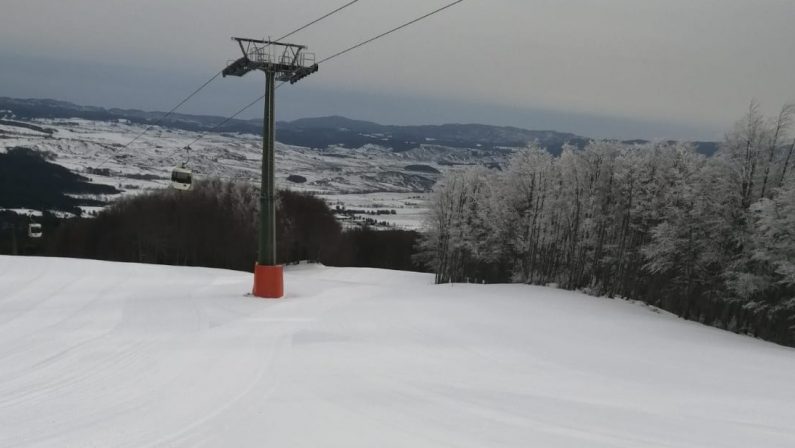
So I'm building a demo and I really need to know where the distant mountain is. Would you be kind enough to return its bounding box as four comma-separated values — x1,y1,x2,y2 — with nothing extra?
0,97,718,156
284,116,381,133
276,116,595,155
0,97,243,133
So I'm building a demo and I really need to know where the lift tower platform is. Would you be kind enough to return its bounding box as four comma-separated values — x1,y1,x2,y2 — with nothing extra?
223,37,319,299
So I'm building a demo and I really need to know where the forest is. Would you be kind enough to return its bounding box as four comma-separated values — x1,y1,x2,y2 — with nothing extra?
0,147,119,213
418,103,795,346
42,180,421,273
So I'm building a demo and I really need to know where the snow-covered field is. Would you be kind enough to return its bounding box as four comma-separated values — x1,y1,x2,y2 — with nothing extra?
1,256,794,447
1,118,505,229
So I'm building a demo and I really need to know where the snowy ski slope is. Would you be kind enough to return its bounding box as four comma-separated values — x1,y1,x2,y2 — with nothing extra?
1,256,794,447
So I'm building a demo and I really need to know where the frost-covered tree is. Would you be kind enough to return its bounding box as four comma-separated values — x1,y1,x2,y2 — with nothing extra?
417,167,499,283
751,182,795,288
420,105,795,346
641,145,734,318
721,101,769,209
760,105,794,198
498,145,557,283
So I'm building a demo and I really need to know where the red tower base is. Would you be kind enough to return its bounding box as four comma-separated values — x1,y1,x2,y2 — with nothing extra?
253,264,284,299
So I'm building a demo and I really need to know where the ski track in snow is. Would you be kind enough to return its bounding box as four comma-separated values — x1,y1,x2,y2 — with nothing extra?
1,256,794,447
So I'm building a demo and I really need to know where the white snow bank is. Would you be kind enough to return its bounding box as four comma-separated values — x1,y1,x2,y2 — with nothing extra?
1,256,794,447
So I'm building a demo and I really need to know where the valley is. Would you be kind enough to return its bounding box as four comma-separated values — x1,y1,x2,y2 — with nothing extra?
1,115,512,229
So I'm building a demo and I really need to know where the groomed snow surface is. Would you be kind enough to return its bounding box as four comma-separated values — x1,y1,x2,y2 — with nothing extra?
1,256,794,447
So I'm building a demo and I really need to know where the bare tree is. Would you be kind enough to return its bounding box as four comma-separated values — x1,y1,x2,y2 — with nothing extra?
780,138,795,188
760,104,794,198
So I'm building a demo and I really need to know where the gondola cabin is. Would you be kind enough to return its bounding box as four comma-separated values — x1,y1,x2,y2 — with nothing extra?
170,167,193,191
28,223,43,239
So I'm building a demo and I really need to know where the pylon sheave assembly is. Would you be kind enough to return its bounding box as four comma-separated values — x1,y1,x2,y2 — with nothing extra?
222,37,318,299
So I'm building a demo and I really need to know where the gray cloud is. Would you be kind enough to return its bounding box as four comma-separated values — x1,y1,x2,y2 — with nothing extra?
1,0,793,139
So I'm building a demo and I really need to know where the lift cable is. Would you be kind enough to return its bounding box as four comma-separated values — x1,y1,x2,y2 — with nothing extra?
183,96,267,149
94,0,364,170
120,0,362,151
272,0,363,44
318,0,463,65
119,73,222,153
182,0,465,152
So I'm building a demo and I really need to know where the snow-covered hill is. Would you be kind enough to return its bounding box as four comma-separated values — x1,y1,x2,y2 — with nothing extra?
0,117,470,194
1,256,794,447
1,117,512,228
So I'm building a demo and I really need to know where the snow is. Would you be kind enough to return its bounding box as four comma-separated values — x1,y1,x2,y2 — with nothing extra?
1,256,794,447
0,208,43,217
1,117,512,228
322,192,430,230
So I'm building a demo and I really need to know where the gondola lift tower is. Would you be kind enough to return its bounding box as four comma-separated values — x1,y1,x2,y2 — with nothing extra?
222,37,319,299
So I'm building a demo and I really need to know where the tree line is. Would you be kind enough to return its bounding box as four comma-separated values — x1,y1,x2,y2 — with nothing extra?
418,103,795,347
45,179,422,273
0,147,119,214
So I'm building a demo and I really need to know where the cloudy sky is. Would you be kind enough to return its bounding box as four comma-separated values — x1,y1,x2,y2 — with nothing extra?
1,0,793,139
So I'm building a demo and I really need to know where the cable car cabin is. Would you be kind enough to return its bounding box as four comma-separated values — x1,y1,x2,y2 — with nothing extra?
28,223,43,239
170,167,193,191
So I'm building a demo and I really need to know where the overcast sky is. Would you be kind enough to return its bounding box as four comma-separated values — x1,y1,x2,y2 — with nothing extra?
1,0,793,140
